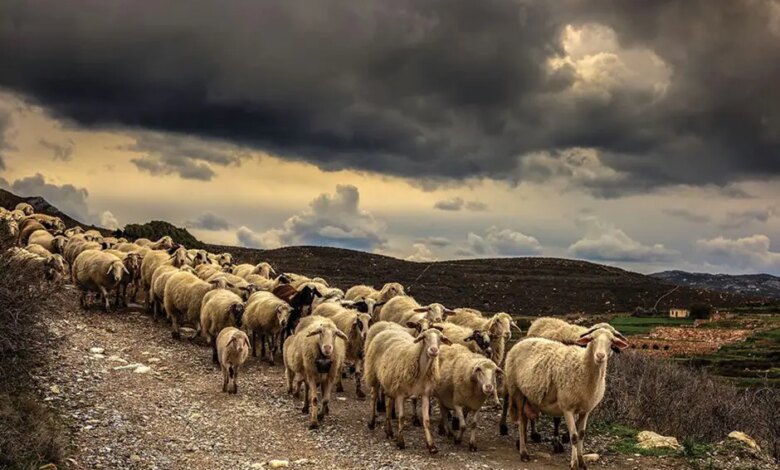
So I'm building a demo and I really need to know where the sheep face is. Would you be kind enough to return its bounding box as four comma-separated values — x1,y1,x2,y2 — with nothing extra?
413,303,455,323
354,298,377,316
255,262,275,278
379,282,405,302
471,361,501,397
230,303,245,328
169,247,189,267
352,313,372,344
217,253,233,267
466,330,493,358
192,250,210,266
124,253,143,275
107,260,128,284
576,328,629,365
51,235,68,254
307,324,348,358
414,328,451,358
276,304,293,329
275,274,292,285
154,236,175,250
239,284,260,301
45,255,68,280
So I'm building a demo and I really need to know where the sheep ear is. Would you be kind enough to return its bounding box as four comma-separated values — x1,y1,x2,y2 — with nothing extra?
440,335,453,346
464,335,475,342
405,321,419,330
576,336,592,346
495,367,504,377
510,321,522,333
306,327,323,338
612,337,629,350
413,307,428,313
432,325,444,332
335,330,348,341
413,335,426,343
443,308,456,317
106,265,114,275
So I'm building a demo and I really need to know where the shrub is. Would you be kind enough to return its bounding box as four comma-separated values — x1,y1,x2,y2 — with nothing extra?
689,303,713,319
594,351,779,460
121,220,204,248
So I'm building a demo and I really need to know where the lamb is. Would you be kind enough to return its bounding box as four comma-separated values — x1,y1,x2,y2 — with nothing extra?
435,344,502,451
15,202,34,215
345,282,405,304
216,327,251,394
283,316,347,428
232,261,276,279
140,246,190,307
72,250,127,311
378,295,454,325
437,322,493,358
243,291,293,365
201,289,246,363
500,327,629,469
149,264,195,319
312,302,372,398
447,309,521,366
163,271,229,339
364,325,451,453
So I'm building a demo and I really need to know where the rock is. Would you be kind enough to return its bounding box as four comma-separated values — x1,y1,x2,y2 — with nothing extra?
113,363,143,371
107,355,127,363
147,358,161,363
583,453,600,463
293,459,313,465
129,454,141,463
39,464,57,470
636,431,681,450
90,347,105,354
50,385,61,394
250,464,265,469
728,431,760,451
268,460,289,468
91,354,105,359
133,366,151,374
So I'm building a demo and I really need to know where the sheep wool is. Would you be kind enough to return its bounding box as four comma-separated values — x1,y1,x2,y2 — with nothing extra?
216,327,250,394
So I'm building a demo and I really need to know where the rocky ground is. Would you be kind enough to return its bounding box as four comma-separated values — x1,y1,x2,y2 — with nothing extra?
29,297,738,470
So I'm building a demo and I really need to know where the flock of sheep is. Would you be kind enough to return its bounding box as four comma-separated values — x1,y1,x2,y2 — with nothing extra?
1,202,630,470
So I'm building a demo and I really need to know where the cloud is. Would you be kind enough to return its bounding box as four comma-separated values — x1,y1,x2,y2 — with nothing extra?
663,208,711,224
100,210,119,230
1,173,90,221
459,226,542,257
0,108,15,170
120,132,246,181
236,185,386,251
695,234,780,272
421,236,451,248
186,212,231,231
719,208,773,229
433,197,489,212
39,138,74,161
569,216,676,262
405,243,436,262
2,1,779,195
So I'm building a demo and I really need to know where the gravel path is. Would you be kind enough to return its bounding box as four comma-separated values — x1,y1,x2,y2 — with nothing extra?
36,303,690,470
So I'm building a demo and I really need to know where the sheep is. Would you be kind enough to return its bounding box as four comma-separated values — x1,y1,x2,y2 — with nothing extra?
208,252,233,268
83,229,103,243
188,249,211,266
500,327,629,469
378,295,454,326
283,316,347,428
312,302,372,398
245,273,290,291
437,322,493,358
140,246,189,307
195,263,228,280
136,236,175,250
447,309,521,366
273,284,323,341
25,243,53,258
232,261,276,280
27,229,56,252
242,291,293,365
63,235,102,265
163,271,229,339
64,226,84,238
103,250,143,307
23,214,65,232
364,325,451,453
216,327,250,394
15,202,34,215
72,250,127,311
149,264,195,319
201,289,246,363
18,219,46,246
8,248,68,281
310,286,347,310
345,282,405,305
435,344,502,451
0,217,18,243
206,272,258,300
8,209,26,222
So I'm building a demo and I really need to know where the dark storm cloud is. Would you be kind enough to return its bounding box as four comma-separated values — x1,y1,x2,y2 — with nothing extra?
1,0,778,194
0,173,90,220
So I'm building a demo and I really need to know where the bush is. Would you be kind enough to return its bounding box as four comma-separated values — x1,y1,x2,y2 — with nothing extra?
0,245,70,469
595,351,779,460
121,220,204,248
689,303,713,319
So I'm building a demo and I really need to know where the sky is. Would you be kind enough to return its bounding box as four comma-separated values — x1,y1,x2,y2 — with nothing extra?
1,0,779,275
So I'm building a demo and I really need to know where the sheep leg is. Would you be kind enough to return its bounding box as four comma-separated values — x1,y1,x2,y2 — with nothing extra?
335,378,344,393
438,407,450,436
354,360,365,399
170,315,181,340
453,405,466,445
211,341,218,364
231,365,240,394
394,396,405,449
411,398,421,427
307,378,319,429
100,287,111,312
517,396,531,461
575,412,589,470
302,382,310,415
383,394,395,438
252,331,258,358
563,410,580,470
552,417,565,453
368,386,378,430
285,367,294,395
267,334,276,366
467,409,479,452
318,379,334,422
530,418,542,442
422,395,437,454
221,366,229,393
499,392,510,435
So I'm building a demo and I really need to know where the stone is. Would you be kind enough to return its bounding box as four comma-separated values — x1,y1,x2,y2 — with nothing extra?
293,459,313,465
636,430,681,450
728,431,760,451
90,347,105,354
113,363,143,371
583,453,600,463
268,460,289,468
250,464,265,469
147,358,161,363
133,366,151,374
129,454,141,463
50,385,61,394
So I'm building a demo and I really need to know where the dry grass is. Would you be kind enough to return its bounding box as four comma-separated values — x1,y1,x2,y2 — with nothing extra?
0,244,70,470
595,351,780,459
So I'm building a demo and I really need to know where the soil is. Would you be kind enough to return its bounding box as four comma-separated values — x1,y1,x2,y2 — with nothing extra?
36,302,693,470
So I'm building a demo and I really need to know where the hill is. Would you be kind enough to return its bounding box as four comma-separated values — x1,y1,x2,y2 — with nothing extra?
2,188,772,315
652,270,780,300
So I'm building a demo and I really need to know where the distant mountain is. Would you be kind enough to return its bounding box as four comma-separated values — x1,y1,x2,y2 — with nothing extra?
651,270,780,300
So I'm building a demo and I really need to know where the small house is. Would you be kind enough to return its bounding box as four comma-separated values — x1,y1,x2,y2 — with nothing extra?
669,308,690,318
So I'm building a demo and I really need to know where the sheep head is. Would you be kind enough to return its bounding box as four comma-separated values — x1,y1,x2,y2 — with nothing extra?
577,328,629,365
106,260,128,283
230,303,245,328
413,327,451,358
306,323,348,359
471,360,501,397
465,329,493,358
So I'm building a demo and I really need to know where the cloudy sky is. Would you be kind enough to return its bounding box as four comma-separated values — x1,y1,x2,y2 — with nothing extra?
1,0,779,274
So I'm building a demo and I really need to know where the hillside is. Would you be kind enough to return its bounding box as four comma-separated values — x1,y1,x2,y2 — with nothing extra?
652,270,780,300
2,188,772,315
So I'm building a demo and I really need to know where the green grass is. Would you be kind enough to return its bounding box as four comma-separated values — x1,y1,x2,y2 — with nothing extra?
597,423,714,459
685,328,780,387
608,315,695,335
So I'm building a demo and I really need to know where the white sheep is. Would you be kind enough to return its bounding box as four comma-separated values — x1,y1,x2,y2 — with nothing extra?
245,273,290,291
208,252,233,268
437,322,493,358
378,295,454,326
163,271,229,339
242,291,293,365
232,261,275,280
447,308,521,366
526,317,624,345
15,202,34,215
435,344,502,451
344,282,405,305
284,315,347,428
135,236,174,250
24,243,53,258
72,249,127,311
216,327,251,394
103,250,143,307
149,264,194,319
201,289,246,363
64,226,84,238
364,325,451,453
8,248,68,281
27,229,56,252
501,327,628,469
140,246,190,307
